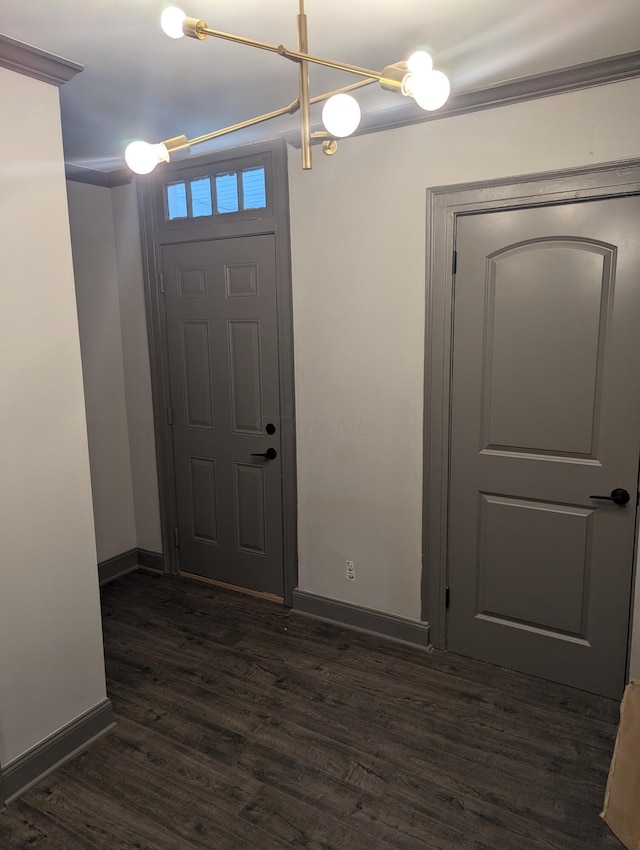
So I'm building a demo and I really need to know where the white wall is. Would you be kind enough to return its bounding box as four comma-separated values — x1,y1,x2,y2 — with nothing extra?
288,77,640,674
67,181,137,563
0,67,107,765
66,181,162,560
111,184,163,554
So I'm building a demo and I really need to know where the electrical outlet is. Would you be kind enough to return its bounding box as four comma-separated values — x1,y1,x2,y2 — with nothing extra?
346,560,355,581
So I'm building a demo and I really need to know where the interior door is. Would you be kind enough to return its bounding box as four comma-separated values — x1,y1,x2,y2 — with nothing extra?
447,196,640,698
162,234,284,596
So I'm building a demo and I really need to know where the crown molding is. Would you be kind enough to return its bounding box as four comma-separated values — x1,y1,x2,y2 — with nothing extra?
51,47,640,180
287,49,640,147
65,164,133,188
0,32,82,87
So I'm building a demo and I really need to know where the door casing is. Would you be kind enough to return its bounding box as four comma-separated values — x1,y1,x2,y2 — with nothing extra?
137,140,298,604
422,158,640,655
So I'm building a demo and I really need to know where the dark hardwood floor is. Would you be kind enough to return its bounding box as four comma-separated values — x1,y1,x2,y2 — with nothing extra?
0,572,626,849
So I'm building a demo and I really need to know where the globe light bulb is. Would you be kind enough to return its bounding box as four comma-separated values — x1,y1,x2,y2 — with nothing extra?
411,69,451,111
125,140,170,175
321,94,362,139
407,50,433,76
161,7,186,39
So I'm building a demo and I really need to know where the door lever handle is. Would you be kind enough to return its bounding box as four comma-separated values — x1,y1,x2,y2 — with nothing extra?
251,448,277,460
589,488,630,506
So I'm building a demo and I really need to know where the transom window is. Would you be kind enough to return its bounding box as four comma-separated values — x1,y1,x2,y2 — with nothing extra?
165,165,267,221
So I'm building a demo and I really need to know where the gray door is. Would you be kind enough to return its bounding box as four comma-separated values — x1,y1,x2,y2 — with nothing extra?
162,234,283,596
448,197,640,698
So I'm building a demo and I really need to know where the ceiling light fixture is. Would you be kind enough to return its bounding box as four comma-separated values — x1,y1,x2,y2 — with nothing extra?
125,1,450,174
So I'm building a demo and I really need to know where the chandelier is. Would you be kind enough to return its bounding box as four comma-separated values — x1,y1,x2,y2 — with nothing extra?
125,1,450,174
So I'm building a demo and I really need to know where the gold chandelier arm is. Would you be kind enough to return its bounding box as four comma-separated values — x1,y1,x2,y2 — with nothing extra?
191,21,384,83
157,76,378,166
277,46,382,81
310,77,376,103
181,100,300,149
187,21,282,53
170,78,377,153
297,8,311,169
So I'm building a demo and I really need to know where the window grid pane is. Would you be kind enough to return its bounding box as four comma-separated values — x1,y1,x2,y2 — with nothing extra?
165,163,267,222
190,177,213,218
241,167,267,210
215,172,239,214
166,181,188,220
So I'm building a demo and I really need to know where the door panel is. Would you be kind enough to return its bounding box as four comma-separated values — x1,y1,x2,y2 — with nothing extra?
482,240,611,456
477,495,592,637
188,457,219,544
228,320,264,434
448,197,640,697
234,463,267,555
181,322,215,430
162,235,283,595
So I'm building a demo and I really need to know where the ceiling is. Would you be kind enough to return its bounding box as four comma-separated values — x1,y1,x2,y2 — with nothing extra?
2,0,640,173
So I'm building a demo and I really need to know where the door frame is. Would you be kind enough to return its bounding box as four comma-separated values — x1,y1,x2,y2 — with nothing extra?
137,139,298,604
422,157,640,650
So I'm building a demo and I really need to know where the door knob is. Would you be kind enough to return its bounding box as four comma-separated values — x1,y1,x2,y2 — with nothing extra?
251,448,277,460
589,488,631,506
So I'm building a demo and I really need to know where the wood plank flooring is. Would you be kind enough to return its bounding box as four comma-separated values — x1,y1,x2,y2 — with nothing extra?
0,572,626,849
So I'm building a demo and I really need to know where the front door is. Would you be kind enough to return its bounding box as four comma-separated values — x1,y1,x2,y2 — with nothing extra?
447,196,640,698
162,234,284,596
